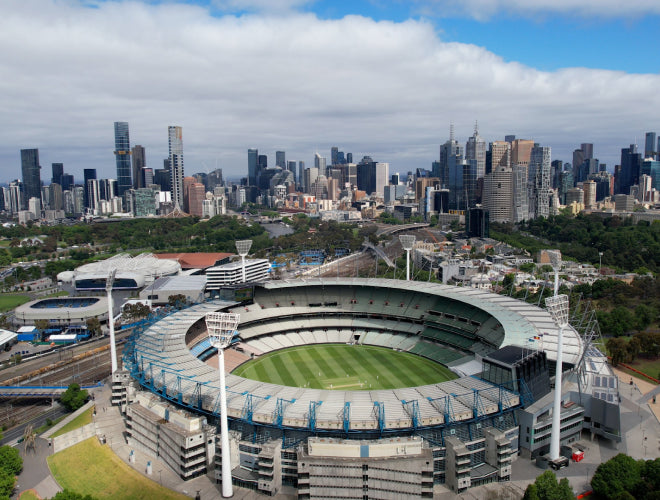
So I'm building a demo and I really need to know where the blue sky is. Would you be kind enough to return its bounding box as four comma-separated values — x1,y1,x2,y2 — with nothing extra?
1,0,659,179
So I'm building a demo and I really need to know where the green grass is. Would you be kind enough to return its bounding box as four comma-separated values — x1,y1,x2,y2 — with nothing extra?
35,415,66,434
0,293,31,312
51,406,95,438
18,491,41,500
232,344,457,390
48,437,189,499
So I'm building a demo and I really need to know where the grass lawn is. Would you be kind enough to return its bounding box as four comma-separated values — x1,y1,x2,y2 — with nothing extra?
48,438,189,500
232,344,457,390
0,293,31,312
51,406,95,438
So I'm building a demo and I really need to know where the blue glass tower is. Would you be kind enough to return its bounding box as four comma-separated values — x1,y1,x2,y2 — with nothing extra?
114,122,132,196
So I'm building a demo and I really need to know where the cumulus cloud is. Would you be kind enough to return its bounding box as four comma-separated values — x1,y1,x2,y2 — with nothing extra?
0,0,658,181
413,0,660,20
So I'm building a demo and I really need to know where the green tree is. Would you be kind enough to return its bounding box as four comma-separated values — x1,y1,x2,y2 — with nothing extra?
592,453,643,499
60,383,88,411
0,446,22,475
0,467,15,498
85,317,102,337
524,470,573,500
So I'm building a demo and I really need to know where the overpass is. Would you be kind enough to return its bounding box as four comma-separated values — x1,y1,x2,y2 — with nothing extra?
0,383,102,399
375,223,430,236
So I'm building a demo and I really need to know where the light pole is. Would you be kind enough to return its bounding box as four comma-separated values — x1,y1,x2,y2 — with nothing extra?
106,269,118,374
399,235,416,281
235,240,252,283
206,312,240,498
598,252,603,275
545,249,569,462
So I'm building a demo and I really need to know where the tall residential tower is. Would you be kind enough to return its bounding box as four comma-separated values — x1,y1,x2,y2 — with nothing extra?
169,126,184,209
114,122,132,196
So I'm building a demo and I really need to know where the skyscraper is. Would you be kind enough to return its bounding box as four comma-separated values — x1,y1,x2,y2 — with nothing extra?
21,149,41,208
465,123,486,179
483,166,513,223
132,145,146,189
51,163,64,185
618,144,641,195
439,124,462,188
528,145,552,219
83,168,97,210
248,149,258,186
645,132,657,159
114,122,132,196
168,126,184,209
276,151,286,169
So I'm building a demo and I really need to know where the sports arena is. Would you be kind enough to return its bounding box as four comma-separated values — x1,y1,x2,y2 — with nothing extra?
122,277,585,497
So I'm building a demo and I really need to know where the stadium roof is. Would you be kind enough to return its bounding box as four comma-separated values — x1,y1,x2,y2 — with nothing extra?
155,252,233,270
75,252,180,277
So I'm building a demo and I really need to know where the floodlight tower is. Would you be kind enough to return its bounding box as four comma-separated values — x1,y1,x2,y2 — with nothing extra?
206,312,240,498
235,239,253,283
399,234,416,281
106,269,118,374
544,250,569,462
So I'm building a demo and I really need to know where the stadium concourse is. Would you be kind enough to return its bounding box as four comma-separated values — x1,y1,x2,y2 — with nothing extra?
119,278,587,498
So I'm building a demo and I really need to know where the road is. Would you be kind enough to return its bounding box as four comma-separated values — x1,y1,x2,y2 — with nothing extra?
0,403,66,445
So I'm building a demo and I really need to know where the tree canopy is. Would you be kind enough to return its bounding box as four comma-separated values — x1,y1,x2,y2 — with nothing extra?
60,383,88,411
522,470,573,500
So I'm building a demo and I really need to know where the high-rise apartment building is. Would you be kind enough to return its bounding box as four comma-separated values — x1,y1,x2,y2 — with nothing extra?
483,166,513,223
314,153,327,177
114,122,132,196
528,145,551,219
168,126,184,209
465,124,487,179
132,145,146,189
20,149,41,208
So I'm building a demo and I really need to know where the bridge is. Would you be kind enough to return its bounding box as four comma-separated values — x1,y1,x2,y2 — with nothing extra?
375,223,430,236
0,383,103,399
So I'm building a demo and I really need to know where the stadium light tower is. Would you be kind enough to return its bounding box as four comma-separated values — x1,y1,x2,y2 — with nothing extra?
544,249,569,462
235,239,252,283
399,234,416,281
206,312,240,498
106,269,118,374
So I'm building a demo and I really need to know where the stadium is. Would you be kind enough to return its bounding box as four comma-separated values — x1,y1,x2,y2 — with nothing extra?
120,277,591,497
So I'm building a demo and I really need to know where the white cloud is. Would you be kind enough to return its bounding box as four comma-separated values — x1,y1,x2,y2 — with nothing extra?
412,0,660,20
0,0,658,181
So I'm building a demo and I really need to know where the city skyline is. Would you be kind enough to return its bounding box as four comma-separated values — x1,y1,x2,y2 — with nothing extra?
1,0,659,181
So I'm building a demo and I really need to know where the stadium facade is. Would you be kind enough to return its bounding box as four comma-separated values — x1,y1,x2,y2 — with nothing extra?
118,278,616,498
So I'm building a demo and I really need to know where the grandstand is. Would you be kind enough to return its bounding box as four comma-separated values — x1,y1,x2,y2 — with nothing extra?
120,278,585,496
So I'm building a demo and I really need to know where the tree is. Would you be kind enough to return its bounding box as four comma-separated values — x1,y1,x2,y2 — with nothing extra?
168,294,188,309
34,319,49,341
85,317,101,337
0,468,15,498
592,453,643,499
0,446,22,475
60,383,88,411
523,470,573,500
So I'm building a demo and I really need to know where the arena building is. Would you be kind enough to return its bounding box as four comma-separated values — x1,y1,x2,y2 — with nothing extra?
14,296,110,327
118,278,613,498
57,252,181,292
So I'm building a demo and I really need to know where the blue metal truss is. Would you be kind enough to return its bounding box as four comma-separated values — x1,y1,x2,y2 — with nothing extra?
275,397,296,428
402,399,420,429
373,401,385,435
472,389,486,419
308,401,322,431
343,402,351,434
